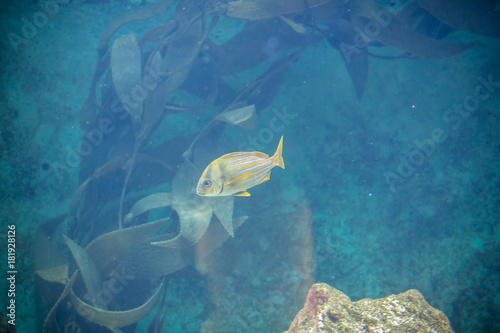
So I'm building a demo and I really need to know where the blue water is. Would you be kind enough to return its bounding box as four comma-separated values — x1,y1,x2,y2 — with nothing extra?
0,1,499,332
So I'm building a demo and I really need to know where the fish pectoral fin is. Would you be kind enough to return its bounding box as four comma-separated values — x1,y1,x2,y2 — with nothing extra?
234,190,251,197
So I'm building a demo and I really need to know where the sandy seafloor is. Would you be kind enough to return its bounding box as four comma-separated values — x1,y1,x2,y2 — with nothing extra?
0,1,499,332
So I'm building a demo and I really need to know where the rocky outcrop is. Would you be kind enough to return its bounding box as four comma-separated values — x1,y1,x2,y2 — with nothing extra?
285,283,454,333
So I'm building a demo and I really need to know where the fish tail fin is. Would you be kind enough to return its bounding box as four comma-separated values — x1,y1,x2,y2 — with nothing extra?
273,136,285,169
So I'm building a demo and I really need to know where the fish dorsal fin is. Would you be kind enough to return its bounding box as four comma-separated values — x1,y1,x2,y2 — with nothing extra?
234,190,251,196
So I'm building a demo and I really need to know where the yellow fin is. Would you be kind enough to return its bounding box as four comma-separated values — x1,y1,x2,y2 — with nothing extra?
234,190,251,197
273,136,285,169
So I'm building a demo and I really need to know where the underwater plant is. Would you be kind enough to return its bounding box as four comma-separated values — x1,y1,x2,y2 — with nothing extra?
34,0,498,331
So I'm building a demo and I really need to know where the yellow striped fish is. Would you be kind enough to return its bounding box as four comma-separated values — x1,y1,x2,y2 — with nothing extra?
196,136,284,197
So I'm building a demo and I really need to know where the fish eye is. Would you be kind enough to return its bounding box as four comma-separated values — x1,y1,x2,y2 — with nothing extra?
203,180,212,188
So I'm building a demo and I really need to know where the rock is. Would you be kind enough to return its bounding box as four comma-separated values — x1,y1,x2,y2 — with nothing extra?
285,283,454,333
